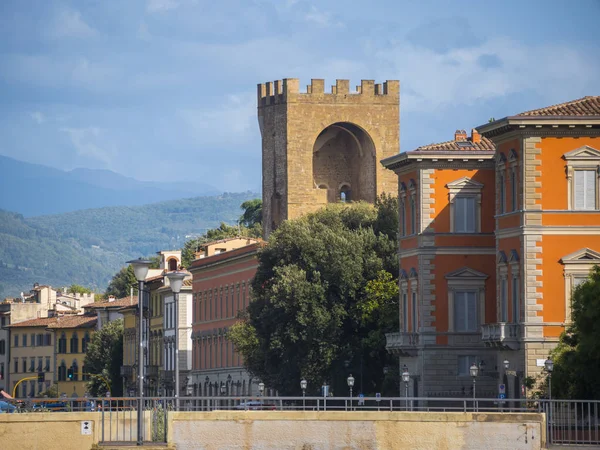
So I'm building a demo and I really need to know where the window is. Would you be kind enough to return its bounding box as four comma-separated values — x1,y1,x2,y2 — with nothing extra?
512,276,520,323
400,200,406,237
454,291,477,332
500,278,508,322
410,197,416,234
511,171,517,211
58,333,67,353
71,360,79,381
573,276,588,290
13,358,18,373
560,247,600,323
454,197,476,233
402,292,408,331
22,358,27,373
13,334,18,347
340,185,351,202
0,317,4,326
458,355,478,376
574,170,597,210
22,334,27,347
0,363,4,380
44,334,52,346
411,291,418,332
0,339,5,355
82,332,90,353
36,334,43,346
499,173,505,214
58,361,66,381
30,333,35,347
37,357,42,372
45,357,50,372
29,357,35,372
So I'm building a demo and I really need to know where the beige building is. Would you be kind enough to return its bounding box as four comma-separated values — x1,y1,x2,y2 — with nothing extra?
5,317,56,398
258,78,399,237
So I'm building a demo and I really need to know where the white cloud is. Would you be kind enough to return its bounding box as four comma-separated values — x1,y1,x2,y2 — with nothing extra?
30,112,45,124
51,9,97,38
374,37,600,112
147,0,179,13
304,6,342,28
60,127,115,164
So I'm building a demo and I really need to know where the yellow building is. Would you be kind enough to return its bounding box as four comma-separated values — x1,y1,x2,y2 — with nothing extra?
120,299,138,396
47,315,97,398
5,317,56,398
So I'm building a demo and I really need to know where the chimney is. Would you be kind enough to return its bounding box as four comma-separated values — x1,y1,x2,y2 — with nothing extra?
108,295,116,303
454,129,467,142
471,128,481,143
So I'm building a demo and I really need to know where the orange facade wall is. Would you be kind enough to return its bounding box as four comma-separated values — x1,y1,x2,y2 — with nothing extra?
539,137,600,210
540,234,600,337
498,213,521,229
431,168,495,233
542,212,600,226
432,253,497,334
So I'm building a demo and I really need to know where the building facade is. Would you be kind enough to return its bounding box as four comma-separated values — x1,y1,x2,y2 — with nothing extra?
189,238,263,398
47,315,96,398
383,96,600,399
258,78,399,237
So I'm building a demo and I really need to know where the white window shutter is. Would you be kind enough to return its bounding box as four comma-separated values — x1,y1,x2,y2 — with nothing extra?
584,170,596,210
466,292,477,331
466,198,476,232
574,171,585,209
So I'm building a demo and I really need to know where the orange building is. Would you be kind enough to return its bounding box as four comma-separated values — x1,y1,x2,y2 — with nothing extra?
383,96,600,399
189,237,265,398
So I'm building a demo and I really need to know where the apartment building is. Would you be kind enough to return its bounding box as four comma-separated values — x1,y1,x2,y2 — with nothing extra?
382,96,600,399
189,237,264,398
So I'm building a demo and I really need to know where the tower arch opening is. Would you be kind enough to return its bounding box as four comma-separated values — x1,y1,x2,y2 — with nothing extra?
312,122,376,204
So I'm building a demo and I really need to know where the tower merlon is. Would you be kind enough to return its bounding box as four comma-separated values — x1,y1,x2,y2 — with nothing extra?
258,78,400,106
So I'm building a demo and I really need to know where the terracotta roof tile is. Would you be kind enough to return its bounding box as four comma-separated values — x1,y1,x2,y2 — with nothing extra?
46,315,97,329
84,296,136,309
516,96,600,117
414,136,495,152
6,317,58,328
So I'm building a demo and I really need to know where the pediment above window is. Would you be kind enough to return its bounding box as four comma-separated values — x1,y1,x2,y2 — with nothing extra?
508,249,520,263
497,251,508,264
560,247,600,264
408,179,417,191
563,146,600,160
446,177,484,190
399,182,407,193
445,267,489,280
408,267,418,279
399,269,408,280
497,153,507,164
508,149,518,162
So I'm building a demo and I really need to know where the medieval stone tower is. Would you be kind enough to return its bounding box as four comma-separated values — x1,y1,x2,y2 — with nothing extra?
258,78,400,237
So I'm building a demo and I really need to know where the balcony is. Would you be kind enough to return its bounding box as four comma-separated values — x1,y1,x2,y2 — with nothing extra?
481,323,521,350
385,332,419,357
120,365,134,377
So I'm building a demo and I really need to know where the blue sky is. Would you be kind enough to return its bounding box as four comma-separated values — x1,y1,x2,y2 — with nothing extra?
1,0,599,192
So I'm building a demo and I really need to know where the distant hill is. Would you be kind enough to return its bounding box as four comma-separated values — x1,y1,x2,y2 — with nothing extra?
0,192,259,297
0,155,220,217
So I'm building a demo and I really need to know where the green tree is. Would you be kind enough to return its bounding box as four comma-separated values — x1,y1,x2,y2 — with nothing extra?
239,199,262,228
229,197,398,396
66,284,93,294
104,265,138,299
548,266,600,399
84,319,123,396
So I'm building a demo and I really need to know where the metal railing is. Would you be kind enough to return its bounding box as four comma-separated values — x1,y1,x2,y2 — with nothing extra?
2,396,598,446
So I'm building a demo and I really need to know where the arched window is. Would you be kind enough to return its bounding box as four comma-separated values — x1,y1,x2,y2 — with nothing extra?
72,359,79,381
168,258,178,271
58,333,67,354
70,332,79,354
58,360,67,381
82,332,90,354
340,184,351,202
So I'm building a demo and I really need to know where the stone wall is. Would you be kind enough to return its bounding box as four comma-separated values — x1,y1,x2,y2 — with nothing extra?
169,411,546,450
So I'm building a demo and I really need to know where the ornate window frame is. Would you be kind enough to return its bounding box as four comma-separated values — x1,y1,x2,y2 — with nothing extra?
408,268,418,332
399,269,409,331
445,267,488,332
447,177,484,233
564,146,600,210
497,251,509,322
508,250,520,323
408,179,417,235
560,247,600,323
509,149,519,212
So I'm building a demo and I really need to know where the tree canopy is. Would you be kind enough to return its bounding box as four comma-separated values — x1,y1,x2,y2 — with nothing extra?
239,199,262,228
66,284,93,294
547,266,600,399
84,319,124,396
104,265,138,299
229,195,399,396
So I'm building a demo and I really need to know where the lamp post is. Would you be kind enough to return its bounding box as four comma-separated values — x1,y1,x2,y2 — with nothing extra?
258,382,265,403
347,374,355,411
504,359,510,371
127,257,151,446
300,379,307,410
470,362,479,410
166,270,186,411
401,365,410,410
544,358,553,401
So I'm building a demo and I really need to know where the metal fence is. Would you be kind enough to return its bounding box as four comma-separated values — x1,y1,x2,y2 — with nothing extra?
3,396,599,446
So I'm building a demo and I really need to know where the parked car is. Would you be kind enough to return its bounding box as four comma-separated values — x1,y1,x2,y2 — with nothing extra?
234,401,277,411
32,401,68,412
0,401,17,413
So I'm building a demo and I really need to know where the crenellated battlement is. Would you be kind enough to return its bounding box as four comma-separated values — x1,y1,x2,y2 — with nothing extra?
257,78,399,106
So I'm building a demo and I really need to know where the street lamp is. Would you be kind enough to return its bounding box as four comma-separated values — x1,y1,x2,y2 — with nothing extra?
401,365,410,410
126,257,151,446
470,362,479,407
347,374,355,398
545,358,554,401
300,379,307,410
220,383,226,396
504,359,510,370
166,270,186,411
258,382,265,397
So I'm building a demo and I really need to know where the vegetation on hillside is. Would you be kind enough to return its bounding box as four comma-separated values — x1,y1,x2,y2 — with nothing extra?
0,192,258,297
228,195,399,396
